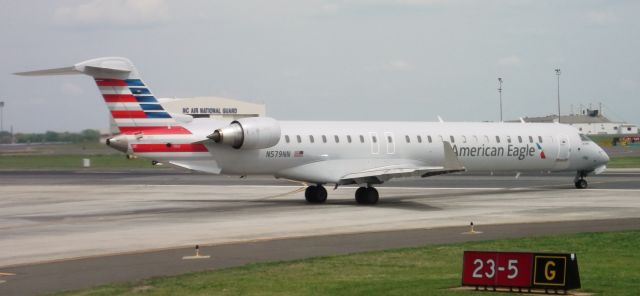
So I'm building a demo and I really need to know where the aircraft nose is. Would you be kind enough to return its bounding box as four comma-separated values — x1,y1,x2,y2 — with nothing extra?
598,148,610,164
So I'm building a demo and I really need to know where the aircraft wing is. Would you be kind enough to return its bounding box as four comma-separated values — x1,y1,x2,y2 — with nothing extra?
169,160,221,174
275,142,465,185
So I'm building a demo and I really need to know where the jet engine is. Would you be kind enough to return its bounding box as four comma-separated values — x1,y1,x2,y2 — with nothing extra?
208,117,281,149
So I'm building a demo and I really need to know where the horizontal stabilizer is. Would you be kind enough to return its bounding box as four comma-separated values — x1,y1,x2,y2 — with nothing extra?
14,66,80,76
14,57,135,79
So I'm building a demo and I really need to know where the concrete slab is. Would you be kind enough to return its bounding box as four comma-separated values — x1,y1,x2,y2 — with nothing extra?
2,184,639,267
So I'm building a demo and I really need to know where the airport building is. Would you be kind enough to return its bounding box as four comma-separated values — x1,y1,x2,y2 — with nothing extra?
109,96,266,134
158,96,265,120
516,109,638,135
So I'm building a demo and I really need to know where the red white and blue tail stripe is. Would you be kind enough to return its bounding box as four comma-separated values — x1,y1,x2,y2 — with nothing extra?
95,78,192,135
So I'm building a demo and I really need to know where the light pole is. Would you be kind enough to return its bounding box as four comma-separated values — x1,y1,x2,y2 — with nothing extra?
555,68,561,123
498,78,503,122
0,101,4,132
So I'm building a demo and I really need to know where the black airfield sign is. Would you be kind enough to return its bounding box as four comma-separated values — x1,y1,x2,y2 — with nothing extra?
532,253,581,290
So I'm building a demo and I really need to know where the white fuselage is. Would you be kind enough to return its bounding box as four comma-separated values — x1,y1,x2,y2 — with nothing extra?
131,119,609,184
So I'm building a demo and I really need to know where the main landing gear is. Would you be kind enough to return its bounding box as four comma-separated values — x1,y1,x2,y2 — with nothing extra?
305,185,327,204
355,186,379,205
574,171,588,189
304,185,380,205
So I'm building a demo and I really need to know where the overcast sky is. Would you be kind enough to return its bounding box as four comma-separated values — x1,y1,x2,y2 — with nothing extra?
1,0,638,132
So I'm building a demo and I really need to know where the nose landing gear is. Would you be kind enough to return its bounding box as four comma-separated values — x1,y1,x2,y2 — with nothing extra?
574,171,588,189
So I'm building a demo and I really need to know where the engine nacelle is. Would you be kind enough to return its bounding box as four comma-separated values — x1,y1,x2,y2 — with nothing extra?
208,117,281,150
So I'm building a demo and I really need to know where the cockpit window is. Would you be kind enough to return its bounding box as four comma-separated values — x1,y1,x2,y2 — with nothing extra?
580,134,593,142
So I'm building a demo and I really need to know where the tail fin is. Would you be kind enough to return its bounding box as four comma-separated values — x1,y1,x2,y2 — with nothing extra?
15,57,190,135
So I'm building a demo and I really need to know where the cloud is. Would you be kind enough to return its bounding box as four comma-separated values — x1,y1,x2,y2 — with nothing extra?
53,0,170,28
498,55,522,66
584,10,617,25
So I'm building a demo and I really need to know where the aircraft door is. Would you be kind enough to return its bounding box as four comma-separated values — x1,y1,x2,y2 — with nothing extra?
557,135,570,161
369,132,380,154
384,132,395,154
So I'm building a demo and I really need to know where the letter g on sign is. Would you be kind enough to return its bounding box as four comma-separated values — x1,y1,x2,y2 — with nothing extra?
544,261,556,281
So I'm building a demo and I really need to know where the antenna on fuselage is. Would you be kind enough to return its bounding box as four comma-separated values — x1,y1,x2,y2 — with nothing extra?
437,116,444,123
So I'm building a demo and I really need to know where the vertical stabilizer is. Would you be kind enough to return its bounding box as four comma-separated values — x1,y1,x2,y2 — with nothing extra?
15,57,189,135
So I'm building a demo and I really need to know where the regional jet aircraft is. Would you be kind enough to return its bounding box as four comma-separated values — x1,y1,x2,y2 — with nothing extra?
16,57,610,204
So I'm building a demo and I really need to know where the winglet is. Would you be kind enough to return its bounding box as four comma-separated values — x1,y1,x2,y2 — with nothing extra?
443,141,464,171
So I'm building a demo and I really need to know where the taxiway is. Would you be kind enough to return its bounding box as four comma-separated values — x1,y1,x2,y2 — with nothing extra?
0,170,638,295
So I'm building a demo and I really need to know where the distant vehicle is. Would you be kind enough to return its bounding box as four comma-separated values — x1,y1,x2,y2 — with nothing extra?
16,57,610,204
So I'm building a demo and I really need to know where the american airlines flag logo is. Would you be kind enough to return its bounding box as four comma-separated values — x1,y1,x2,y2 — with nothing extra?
294,150,304,157
536,143,546,159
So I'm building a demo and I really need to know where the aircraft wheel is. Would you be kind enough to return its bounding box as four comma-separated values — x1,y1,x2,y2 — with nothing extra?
574,179,588,189
364,187,379,204
305,185,327,203
355,187,379,205
355,187,367,204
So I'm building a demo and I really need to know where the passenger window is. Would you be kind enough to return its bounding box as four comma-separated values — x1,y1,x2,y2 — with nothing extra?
285,135,290,143
484,135,489,143
438,135,443,142
427,135,432,143
473,135,478,143
296,135,301,143
347,135,352,143
322,135,327,143
405,135,410,143
309,135,315,143
417,135,422,143
372,136,377,143
506,136,512,143
334,135,339,143
496,136,501,143
388,136,393,143
359,135,365,143
529,136,533,143
518,136,522,143
538,136,543,143
449,135,455,143
462,136,467,143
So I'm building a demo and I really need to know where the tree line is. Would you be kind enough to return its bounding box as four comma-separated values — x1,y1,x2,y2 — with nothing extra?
0,129,101,144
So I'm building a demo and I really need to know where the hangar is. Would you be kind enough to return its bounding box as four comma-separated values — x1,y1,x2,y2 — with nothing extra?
109,96,266,134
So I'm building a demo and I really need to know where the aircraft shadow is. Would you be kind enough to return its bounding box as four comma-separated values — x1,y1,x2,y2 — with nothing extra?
18,187,564,223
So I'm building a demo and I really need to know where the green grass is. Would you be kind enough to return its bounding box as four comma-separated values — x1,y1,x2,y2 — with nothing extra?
0,154,161,170
607,156,640,168
54,230,640,296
